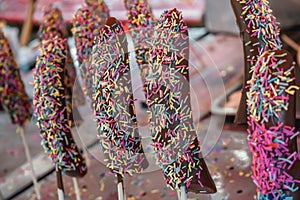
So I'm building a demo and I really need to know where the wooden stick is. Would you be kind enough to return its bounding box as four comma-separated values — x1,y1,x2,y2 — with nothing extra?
282,34,299,51
180,185,187,200
20,0,37,46
117,174,124,200
72,178,81,200
0,20,6,29
56,167,65,200
0,190,4,200
17,126,41,199
177,189,181,199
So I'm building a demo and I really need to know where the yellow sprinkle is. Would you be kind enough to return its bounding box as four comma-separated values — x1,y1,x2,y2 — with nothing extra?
285,85,299,95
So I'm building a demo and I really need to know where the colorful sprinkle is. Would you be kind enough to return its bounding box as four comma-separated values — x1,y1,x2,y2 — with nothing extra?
38,5,85,126
232,0,300,198
145,8,216,193
72,7,101,100
33,33,87,177
231,0,282,124
247,50,300,198
85,0,110,25
125,0,155,87
0,30,32,126
91,17,148,176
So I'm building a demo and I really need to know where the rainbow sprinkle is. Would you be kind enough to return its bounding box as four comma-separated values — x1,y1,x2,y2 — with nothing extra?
231,0,300,198
125,0,155,87
38,6,66,40
72,7,101,100
86,0,110,25
39,5,84,126
232,0,282,67
247,50,300,199
34,35,87,177
91,17,149,176
0,29,32,126
145,9,216,193
231,0,282,124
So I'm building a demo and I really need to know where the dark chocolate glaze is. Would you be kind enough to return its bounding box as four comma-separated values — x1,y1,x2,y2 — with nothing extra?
271,50,299,199
146,8,216,194
35,36,87,178
230,0,259,124
92,17,149,176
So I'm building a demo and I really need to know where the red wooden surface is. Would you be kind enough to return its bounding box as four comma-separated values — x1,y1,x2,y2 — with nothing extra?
0,0,205,25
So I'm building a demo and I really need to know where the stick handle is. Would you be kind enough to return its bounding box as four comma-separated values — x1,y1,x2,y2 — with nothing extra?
20,0,36,46
56,167,64,200
18,126,41,199
117,174,124,200
0,191,4,200
180,185,187,200
177,189,181,199
58,188,64,200
72,178,81,200
282,34,300,51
